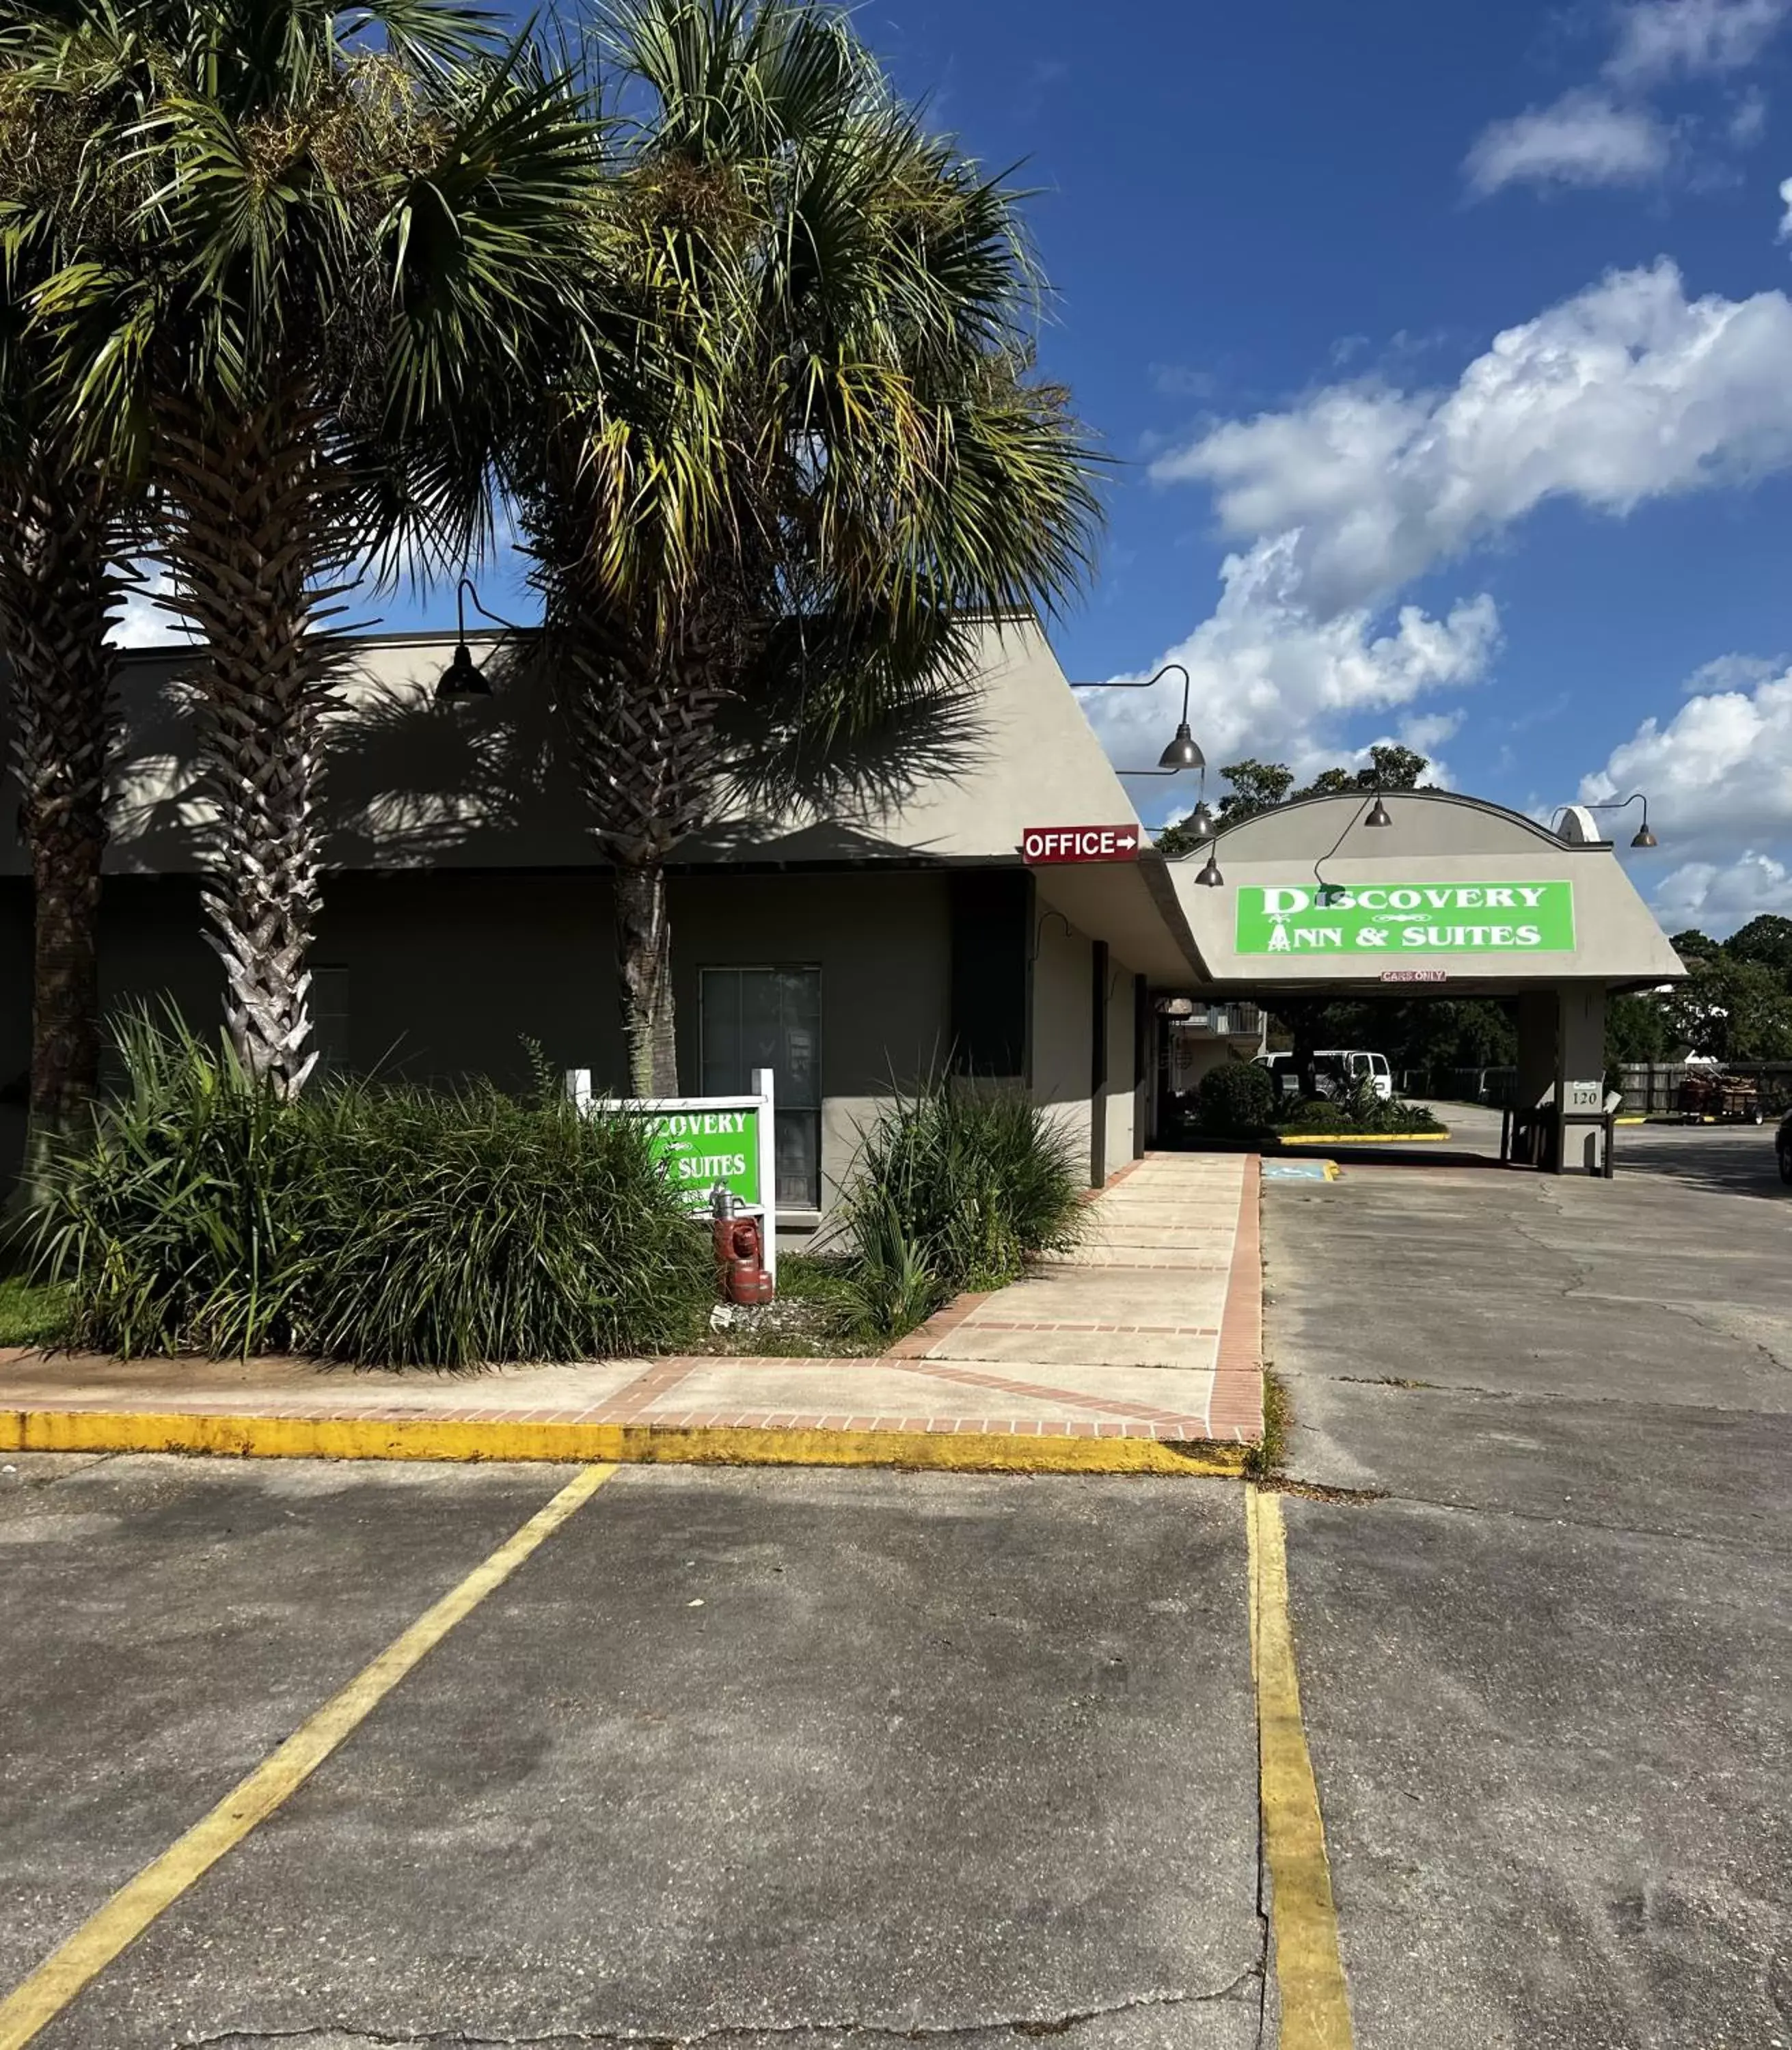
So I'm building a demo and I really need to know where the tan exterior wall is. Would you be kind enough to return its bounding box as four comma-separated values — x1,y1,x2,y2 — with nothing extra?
1102,955,1137,1173
1029,908,1094,1186
0,869,956,1228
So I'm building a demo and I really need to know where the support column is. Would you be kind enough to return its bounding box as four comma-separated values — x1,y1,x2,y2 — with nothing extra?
1556,983,1610,1176
1513,990,1559,1168
1089,940,1109,1188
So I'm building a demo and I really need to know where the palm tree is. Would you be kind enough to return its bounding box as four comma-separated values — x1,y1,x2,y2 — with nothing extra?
0,57,137,1208
5,0,603,1092
519,0,1100,1095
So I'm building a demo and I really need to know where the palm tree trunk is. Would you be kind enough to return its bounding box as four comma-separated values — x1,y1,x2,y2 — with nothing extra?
157,386,348,1097
0,457,120,1212
554,617,729,1100
614,854,678,1095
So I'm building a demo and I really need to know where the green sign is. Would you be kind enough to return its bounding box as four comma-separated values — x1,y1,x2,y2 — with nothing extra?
1236,881,1575,957
641,1106,763,1207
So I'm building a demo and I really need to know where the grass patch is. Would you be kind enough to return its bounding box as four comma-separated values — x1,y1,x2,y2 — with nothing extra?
1243,1369,1290,1482
0,1276,69,1350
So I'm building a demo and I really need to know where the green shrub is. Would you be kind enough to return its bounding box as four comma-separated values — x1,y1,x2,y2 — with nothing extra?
1274,1091,1445,1136
31,1016,714,1366
839,1079,1085,1332
1194,1059,1279,1136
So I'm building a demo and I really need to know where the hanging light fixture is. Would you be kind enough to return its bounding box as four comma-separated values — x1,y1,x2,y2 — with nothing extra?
1196,850,1224,888
1187,798,1218,838
1158,721,1204,771
1070,663,1207,778
1573,792,1659,849
1365,791,1392,828
435,640,490,700
435,579,529,702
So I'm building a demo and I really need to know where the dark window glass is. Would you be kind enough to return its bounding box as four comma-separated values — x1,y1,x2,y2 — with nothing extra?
700,968,822,1208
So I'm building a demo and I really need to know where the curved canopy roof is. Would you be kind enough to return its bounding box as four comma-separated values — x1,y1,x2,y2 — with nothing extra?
1167,789,1685,994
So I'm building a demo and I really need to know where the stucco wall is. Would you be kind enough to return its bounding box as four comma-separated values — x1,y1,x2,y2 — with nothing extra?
1030,910,1094,1186
1,869,955,1226
1102,956,1137,1173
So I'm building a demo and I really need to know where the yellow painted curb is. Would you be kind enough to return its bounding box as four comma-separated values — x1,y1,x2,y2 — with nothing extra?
1277,1130,1450,1146
0,1408,1251,1479
1248,1484,1355,2047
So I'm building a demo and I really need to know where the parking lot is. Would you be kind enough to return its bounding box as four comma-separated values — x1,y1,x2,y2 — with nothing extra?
2,1121,1788,2049
1269,1118,1792,2047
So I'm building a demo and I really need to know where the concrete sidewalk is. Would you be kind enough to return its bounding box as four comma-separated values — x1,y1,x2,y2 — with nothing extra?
0,1154,1264,1474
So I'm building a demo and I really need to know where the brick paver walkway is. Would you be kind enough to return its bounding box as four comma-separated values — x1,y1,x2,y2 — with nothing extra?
0,1153,1263,1458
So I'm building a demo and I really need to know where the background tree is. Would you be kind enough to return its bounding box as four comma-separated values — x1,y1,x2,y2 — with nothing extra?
1158,742,1429,855
519,0,1100,1093
1723,914,1792,987
1661,950,1792,1061
12,0,601,1092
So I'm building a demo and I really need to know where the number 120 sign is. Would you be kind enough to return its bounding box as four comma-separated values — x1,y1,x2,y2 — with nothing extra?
1022,825,1140,864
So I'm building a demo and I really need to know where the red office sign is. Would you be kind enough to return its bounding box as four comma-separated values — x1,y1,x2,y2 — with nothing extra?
1022,825,1140,864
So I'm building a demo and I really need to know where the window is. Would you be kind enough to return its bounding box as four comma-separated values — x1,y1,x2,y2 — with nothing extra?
700,968,822,1210
949,871,1029,1077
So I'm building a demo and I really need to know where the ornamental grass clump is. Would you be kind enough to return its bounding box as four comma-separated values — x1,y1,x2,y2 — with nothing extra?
31,1016,713,1366
839,1079,1085,1332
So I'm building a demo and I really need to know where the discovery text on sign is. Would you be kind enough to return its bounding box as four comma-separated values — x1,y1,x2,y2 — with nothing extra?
1236,881,1575,956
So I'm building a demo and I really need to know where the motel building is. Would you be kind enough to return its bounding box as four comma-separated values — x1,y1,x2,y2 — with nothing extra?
1,620,1685,1235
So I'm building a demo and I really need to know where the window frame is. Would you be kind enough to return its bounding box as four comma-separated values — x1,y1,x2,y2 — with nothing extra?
698,964,824,1212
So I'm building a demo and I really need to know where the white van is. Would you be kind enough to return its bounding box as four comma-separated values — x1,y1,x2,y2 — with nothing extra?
1255,1050,1394,1102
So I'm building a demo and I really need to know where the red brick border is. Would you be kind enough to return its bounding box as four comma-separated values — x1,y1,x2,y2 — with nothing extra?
1206,1153,1264,1443
879,1289,994,1361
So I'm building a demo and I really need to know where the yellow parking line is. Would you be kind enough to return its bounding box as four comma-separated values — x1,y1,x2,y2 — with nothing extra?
1248,1484,1355,2048
0,1462,619,2050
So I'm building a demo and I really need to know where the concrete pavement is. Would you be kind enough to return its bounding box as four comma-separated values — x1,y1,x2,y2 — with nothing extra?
1266,1131,1792,2049
1,1457,1269,2050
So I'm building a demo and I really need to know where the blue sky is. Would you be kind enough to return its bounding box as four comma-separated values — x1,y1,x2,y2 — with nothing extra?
851,0,1792,936
117,0,1792,934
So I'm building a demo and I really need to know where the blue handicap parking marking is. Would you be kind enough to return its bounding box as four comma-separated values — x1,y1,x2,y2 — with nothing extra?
1262,1160,1336,1182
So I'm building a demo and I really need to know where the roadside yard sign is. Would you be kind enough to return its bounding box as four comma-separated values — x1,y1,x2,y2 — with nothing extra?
565,1066,778,1281
1022,824,1140,864
1237,880,1576,957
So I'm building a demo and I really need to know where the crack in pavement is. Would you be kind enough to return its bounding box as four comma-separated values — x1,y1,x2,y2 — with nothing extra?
170,1974,1271,2050
1279,1476,1792,1555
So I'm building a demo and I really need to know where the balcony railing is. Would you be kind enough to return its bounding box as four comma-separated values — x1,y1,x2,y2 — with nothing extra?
1171,1002,1262,1040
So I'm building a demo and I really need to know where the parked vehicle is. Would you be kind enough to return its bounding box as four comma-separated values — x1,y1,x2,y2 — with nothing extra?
1778,1108,1792,1186
1255,1049,1394,1102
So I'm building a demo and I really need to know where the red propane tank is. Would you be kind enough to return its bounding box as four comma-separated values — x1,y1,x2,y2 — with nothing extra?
720,1214,774,1306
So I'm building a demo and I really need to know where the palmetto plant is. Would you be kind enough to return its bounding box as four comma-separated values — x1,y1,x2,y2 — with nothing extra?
0,0,603,1093
519,0,1100,1095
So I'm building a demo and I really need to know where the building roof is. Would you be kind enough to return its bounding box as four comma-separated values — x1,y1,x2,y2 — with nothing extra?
1166,789,1685,993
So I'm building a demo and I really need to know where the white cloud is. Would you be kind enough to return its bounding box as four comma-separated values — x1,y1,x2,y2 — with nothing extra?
1081,536,1499,784
1151,261,1792,617
1607,0,1789,85
1780,173,1792,234
107,562,189,648
1580,660,1792,850
1464,93,1671,196
1648,851,1792,929
1728,89,1769,144
1467,1,1789,197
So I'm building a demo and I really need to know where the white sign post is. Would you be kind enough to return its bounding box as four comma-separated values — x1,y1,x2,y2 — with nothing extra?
565,1067,778,1284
